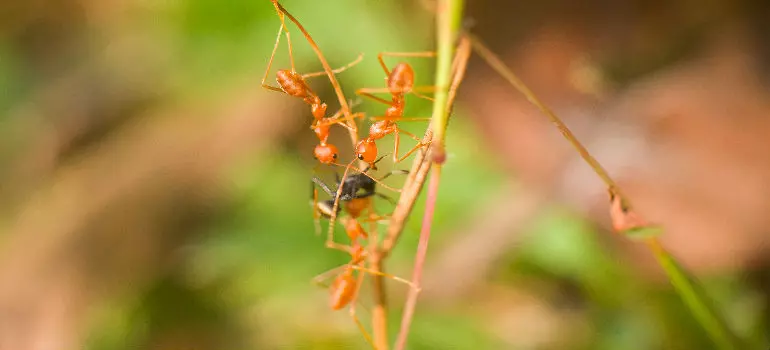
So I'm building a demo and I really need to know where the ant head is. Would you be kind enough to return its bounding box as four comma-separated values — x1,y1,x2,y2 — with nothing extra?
355,139,378,166
314,143,339,164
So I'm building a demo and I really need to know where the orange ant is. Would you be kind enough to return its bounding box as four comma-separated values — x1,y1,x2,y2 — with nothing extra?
262,4,364,164
354,52,437,167
313,241,417,348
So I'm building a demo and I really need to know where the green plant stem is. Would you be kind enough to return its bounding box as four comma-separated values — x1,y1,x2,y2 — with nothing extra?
393,2,465,349
469,34,741,349
429,0,465,154
648,240,742,350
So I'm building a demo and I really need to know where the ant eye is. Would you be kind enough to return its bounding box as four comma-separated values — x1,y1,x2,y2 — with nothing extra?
357,154,364,160
333,154,338,159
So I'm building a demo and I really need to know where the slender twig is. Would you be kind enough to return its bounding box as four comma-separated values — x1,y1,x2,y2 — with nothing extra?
392,2,467,349
466,33,620,196
393,166,441,350
379,138,433,255
468,34,742,349
369,254,389,349
364,210,389,350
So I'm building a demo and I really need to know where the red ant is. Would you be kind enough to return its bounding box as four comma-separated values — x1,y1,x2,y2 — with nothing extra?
313,240,417,348
262,6,364,164
354,52,437,167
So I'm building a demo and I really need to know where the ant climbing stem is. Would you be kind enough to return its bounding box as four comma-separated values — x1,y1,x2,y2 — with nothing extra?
366,51,438,100
264,2,367,164
312,241,419,349
354,51,439,168
269,0,360,145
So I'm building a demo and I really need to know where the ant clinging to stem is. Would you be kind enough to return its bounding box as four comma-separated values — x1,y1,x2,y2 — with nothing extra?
312,239,416,349
354,52,437,168
262,2,365,164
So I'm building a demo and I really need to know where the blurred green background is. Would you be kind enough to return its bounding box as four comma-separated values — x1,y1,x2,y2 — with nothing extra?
1,0,769,349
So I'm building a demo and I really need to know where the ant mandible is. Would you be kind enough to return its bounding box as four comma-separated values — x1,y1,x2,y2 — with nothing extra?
354,52,437,167
261,8,363,164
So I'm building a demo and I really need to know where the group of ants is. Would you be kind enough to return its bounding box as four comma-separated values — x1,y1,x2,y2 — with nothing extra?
259,1,684,348
261,1,440,343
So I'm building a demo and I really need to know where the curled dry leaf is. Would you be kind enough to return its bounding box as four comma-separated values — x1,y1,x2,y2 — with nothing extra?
609,191,662,240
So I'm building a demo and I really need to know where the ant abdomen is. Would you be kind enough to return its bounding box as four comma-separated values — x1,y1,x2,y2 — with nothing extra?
329,271,356,310
369,120,395,139
276,69,311,98
387,63,415,95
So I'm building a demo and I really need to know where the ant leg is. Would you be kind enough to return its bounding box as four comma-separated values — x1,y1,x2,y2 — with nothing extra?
326,241,358,254
312,176,337,197
348,271,375,349
377,51,437,77
393,128,430,163
336,112,366,131
358,86,436,102
410,86,437,102
370,116,431,122
261,21,286,92
351,169,408,204
285,31,298,73
312,186,322,236
351,265,420,290
326,159,355,246
355,89,394,107
375,192,397,205
411,86,438,93
302,53,364,79
330,163,403,194
314,111,365,132
378,51,436,59
369,211,392,223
